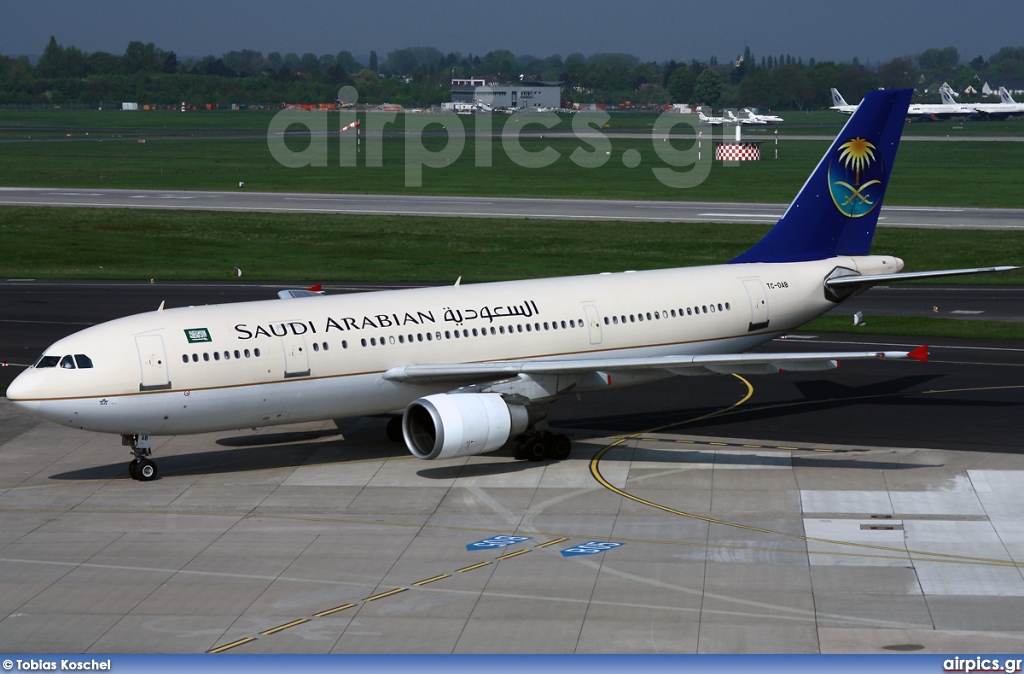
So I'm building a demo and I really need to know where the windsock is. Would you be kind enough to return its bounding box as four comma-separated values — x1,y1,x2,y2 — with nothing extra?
340,121,360,133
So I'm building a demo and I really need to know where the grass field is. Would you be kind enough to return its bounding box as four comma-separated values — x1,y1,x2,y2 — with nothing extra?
798,315,1024,341
2,109,1022,343
2,108,1021,136
1,134,1022,207
2,206,1021,284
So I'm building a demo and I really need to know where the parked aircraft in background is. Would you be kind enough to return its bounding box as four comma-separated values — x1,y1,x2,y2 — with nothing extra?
8,89,1016,481
829,88,858,114
833,86,968,120
698,110,729,125
742,108,784,124
958,85,1024,119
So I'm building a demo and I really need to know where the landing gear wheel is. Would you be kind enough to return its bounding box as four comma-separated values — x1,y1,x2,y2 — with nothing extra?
385,416,404,443
128,459,139,480
524,435,547,462
548,434,571,461
512,435,529,460
136,458,158,481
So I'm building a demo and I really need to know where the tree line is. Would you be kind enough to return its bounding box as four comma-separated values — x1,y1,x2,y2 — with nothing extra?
2,37,1023,109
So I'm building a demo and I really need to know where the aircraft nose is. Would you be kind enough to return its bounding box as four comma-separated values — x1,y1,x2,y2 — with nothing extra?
6,368,40,412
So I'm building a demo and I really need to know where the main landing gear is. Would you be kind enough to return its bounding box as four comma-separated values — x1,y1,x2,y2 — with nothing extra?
512,431,571,462
122,433,158,481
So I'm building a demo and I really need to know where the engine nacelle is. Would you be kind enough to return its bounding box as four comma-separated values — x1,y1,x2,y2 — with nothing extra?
402,393,530,460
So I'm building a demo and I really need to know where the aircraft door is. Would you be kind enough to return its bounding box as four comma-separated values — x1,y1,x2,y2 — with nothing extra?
135,334,171,391
583,304,603,345
281,335,310,378
742,279,770,331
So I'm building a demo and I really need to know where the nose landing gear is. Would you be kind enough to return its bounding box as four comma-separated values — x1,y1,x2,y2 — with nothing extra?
123,434,159,481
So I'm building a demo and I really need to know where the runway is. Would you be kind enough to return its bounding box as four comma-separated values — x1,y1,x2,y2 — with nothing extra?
2,282,1024,653
1,186,1023,229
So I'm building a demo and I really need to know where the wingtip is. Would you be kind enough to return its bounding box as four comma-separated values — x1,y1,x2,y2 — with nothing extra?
908,345,929,362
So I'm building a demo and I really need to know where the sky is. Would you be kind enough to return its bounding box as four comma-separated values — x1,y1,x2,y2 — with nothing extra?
2,0,1022,66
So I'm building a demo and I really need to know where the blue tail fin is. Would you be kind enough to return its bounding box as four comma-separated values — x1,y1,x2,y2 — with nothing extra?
730,89,912,264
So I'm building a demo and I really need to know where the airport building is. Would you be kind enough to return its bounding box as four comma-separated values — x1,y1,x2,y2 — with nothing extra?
450,81,562,110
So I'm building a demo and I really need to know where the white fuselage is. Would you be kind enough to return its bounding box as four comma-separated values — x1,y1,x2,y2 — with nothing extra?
8,255,900,436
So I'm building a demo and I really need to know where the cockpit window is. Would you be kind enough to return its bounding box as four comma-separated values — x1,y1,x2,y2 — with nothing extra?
74,354,93,369
35,355,60,368
59,355,76,369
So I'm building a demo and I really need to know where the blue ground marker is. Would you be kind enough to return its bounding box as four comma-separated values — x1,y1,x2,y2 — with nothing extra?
466,535,532,551
561,541,625,557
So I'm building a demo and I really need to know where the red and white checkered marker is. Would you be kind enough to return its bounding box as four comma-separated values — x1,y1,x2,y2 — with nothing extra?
714,142,761,161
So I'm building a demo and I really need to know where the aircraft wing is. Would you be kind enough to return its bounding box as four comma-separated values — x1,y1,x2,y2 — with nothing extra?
382,347,927,385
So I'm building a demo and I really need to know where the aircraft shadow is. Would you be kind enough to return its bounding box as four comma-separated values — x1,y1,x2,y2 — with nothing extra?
49,431,402,481
555,374,1019,434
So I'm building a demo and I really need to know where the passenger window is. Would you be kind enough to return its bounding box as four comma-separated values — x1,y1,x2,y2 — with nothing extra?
203,353,210,362
74,354,93,368
224,351,231,359
254,348,261,357
313,343,320,352
561,321,567,329
192,353,199,362
214,352,221,361
341,341,347,349
322,343,329,351
725,302,731,310
235,350,241,358
182,354,189,364
244,350,250,358
35,355,60,368
399,335,405,343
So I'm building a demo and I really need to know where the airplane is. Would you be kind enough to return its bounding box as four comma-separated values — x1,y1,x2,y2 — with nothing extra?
726,110,760,125
960,86,1024,120
829,88,858,114
906,86,973,120
742,108,783,124
698,110,730,125
832,86,971,120
7,89,1017,482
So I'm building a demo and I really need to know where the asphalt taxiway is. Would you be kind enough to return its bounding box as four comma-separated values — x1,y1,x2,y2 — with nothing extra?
2,282,1024,653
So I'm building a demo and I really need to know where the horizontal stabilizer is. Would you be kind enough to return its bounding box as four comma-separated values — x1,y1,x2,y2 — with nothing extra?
825,266,1018,289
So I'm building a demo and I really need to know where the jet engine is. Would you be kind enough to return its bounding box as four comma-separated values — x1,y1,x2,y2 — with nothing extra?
402,393,530,460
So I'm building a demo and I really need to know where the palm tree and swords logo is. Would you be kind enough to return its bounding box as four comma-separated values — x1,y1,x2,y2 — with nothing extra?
828,136,885,218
